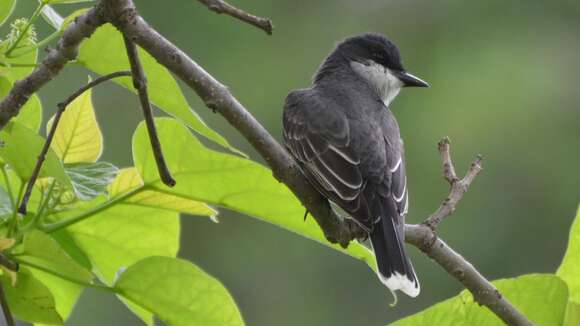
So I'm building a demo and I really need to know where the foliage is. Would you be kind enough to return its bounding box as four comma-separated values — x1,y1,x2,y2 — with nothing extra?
0,1,578,325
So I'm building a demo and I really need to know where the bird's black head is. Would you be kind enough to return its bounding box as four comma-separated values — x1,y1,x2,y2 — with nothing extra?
338,33,405,71
317,33,429,88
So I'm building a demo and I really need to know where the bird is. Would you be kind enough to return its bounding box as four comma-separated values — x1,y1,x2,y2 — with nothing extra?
282,33,428,298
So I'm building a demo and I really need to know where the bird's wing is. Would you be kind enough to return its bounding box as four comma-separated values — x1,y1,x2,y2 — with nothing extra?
387,145,408,218
282,89,365,220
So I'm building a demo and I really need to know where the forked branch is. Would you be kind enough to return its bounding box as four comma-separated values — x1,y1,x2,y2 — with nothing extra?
423,137,483,229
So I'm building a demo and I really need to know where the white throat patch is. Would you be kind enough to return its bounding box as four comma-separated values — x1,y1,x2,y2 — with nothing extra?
350,60,403,108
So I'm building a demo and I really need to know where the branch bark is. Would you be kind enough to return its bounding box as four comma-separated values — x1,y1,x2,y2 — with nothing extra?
0,1,532,325
196,0,273,35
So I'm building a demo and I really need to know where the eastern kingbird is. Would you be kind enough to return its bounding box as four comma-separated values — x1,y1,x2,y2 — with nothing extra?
282,33,428,297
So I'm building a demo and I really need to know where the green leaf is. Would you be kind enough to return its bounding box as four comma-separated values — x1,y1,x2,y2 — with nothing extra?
1,268,63,325
564,301,580,326
557,205,580,301
108,167,216,217
20,230,93,283
58,201,179,326
0,121,70,186
0,76,42,132
29,269,84,323
0,0,16,26
392,274,568,326
77,24,240,155
48,86,103,163
63,200,180,284
133,118,375,268
50,229,92,271
65,162,119,201
115,256,243,326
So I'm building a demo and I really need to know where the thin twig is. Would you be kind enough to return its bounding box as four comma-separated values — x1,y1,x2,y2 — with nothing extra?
197,0,273,35
17,71,132,215
0,281,14,326
123,35,176,187
423,137,483,229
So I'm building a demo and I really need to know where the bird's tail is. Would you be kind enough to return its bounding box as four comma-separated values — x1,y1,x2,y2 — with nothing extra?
369,214,420,297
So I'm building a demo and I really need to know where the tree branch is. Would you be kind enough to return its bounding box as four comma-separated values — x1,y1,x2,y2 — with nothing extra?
0,7,105,129
196,0,273,35
0,0,532,324
17,71,132,215
123,35,176,187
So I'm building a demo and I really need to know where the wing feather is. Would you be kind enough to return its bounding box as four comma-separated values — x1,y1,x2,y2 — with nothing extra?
283,89,363,204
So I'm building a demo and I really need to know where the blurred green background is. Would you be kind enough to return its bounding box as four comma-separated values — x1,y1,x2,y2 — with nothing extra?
7,0,580,325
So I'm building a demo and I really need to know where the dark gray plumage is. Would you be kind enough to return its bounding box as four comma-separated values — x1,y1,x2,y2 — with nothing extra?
282,33,428,297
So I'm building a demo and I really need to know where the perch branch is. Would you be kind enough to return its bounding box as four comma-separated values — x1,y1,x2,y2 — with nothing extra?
196,0,273,35
0,0,532,324
423,137,483,229
123,35,176,187
0,281,14,326
0,7,105,129
17,71,132,215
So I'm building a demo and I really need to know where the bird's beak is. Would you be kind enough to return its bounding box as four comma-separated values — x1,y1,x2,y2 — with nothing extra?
395,71,429,88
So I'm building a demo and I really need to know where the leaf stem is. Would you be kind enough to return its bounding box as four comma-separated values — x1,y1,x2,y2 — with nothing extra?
18,71,132,215
41,186,144,233
5,3,46,57
12,257,116,293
